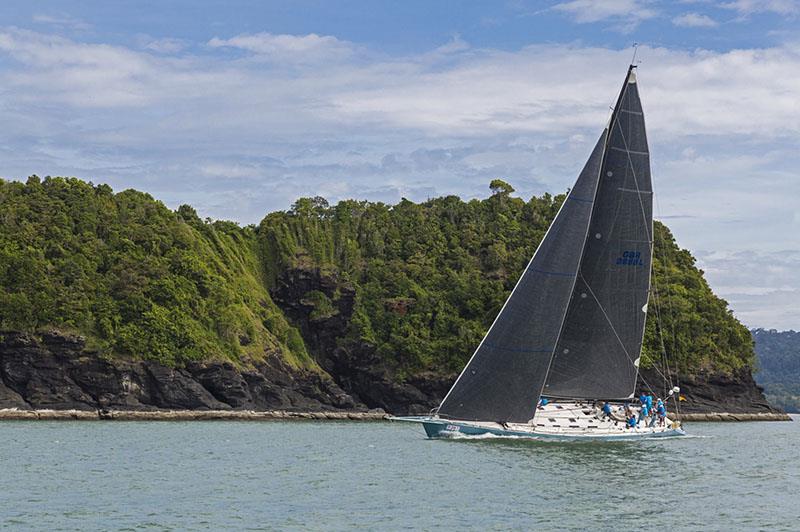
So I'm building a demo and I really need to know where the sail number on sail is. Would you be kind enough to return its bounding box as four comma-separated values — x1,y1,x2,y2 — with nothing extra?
615,250,644,266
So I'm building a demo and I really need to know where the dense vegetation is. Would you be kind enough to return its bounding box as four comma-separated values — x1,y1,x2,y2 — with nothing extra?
259,179,754,376
0,176,312,367
0,176,755,381
752,329,800,412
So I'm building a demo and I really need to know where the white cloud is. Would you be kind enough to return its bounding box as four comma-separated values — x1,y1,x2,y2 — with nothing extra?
143,37,187,54
207,32,353,62
0,28,231,107
330,45,800,139
720,0,799,15
672,12,720,26
695,250,800,328
552,0,658,23
32,13,90,31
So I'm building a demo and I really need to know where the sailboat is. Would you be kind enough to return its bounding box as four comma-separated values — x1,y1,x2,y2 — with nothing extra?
393,65,686,440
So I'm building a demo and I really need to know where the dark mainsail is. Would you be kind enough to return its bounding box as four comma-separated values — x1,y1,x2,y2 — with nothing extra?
543,67,653,400
437,131,606,423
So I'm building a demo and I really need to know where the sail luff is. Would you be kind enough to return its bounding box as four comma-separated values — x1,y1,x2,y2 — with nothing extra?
435,203,562,414
535,65,636,405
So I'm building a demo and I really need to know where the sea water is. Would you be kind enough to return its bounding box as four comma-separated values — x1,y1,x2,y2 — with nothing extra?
1,417,797,530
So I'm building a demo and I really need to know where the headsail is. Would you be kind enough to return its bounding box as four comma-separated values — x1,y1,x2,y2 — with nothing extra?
437,132,606,423
543,66,653,400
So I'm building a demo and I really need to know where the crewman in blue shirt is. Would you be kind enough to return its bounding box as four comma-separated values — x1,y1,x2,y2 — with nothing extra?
638,403,649,426
601,401,612,419
537,397,549,410
656,398,666,426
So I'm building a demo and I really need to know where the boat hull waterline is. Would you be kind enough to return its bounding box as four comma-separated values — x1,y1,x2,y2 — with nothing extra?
392,417,687,441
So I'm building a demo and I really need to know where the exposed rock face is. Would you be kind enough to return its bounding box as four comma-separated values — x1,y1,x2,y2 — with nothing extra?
637,367,782,414
0,331,363,412
0,268,783,416
270,266,451,415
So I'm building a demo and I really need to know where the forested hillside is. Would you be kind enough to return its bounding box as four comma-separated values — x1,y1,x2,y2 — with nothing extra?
0,176,756,408
752,329,800,412
258,180,754,378
0,176,312,368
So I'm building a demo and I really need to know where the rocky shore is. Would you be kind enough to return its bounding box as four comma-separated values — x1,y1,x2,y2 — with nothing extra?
675,412,790,421
0,330,364,413
0,409,789,422
0,408,387,421
0,330,788,421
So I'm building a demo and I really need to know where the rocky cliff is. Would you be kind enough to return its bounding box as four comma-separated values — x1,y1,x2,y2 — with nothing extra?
0,329,781,415
0,330,361,412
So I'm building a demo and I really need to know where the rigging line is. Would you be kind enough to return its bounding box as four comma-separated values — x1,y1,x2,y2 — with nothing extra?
578,271,634,364
616,74,679,411
650,285,676,396
655,288,675,392
651,170,683,420
543,72,635,395
653,296,672,392
437,142,605,415
657,270,683,419
535,131,609,411
611,87,661,401
579,268,672,398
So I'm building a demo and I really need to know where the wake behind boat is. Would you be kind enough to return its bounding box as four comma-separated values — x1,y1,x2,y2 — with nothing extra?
393,64,686,441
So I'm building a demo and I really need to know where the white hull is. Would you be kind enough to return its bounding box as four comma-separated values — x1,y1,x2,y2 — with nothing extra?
393,401,685,441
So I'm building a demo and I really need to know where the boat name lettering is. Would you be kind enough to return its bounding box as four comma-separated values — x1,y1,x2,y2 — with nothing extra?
446,425,460,431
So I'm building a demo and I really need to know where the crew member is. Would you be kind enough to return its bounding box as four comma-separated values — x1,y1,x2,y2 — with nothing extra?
656,398,666,426
537,397,549,410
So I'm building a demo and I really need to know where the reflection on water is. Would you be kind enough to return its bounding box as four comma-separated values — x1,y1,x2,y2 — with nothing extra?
0,419,797,530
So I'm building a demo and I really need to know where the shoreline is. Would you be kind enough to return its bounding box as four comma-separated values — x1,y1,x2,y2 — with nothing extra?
673,412,791,422
0,409,791,422
0,409,388,421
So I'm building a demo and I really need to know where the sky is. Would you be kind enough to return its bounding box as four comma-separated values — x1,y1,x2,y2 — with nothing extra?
0,0,799,329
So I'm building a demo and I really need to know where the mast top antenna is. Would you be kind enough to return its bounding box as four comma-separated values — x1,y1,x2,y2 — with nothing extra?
630,42,640,67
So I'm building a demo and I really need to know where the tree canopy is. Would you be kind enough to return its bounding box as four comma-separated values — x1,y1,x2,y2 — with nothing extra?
0,177,755,381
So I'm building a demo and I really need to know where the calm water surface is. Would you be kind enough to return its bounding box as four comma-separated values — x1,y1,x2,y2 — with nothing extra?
1,417,797,530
